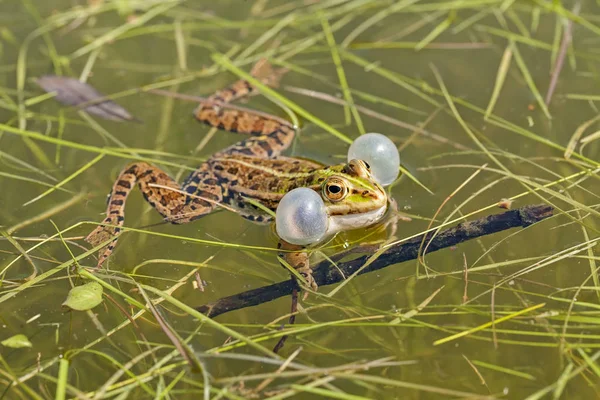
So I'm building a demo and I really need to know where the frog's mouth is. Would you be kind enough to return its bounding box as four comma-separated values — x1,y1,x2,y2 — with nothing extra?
326,204,388,235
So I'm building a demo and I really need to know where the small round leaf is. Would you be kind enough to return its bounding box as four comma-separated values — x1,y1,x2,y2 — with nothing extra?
62,282,104,311
1,334,32,349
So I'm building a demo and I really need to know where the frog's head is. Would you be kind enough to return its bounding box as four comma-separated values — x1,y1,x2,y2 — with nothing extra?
318,159,388,234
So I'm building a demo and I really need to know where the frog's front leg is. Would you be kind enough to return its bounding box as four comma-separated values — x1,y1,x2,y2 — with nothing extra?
86,162,221,267
277,239,317,292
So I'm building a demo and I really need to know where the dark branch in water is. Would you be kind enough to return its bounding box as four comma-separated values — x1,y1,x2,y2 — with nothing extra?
196,204,554,318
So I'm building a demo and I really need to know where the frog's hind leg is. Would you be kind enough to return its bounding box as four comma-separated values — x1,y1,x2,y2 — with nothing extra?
196,108,296,159
86,162,221,267
194,59,294,159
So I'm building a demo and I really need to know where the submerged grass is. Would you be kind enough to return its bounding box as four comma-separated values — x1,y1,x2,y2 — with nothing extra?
0,0,599,399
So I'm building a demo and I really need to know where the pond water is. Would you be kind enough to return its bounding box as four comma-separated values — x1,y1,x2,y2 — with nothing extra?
1,0,599,398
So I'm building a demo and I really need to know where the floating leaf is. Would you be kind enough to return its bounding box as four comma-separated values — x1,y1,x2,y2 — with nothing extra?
1,334,32,349
62,282,104,311
36,76,136,122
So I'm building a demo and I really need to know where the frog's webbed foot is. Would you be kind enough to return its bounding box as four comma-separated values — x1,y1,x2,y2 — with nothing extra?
277,239,317,293
85,166,135,268
85,214,123,268
249,58,288,89
297,265,318,294
205,58,288,105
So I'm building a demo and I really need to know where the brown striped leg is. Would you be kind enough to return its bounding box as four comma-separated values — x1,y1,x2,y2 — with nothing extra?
195,107,296,158
86,162,221,267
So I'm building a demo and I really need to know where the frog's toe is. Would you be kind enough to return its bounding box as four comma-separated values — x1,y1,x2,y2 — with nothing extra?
86,216,123,267
85,216,121,245
300,271,318,292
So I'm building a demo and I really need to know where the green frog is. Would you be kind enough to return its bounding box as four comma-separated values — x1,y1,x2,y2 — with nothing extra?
86,60,389,291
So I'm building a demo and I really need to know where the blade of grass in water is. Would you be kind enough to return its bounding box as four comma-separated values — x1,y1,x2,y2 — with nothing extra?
475,25,554,51
320,14,365,133
348,42,491,50
532,0,600,37
471,360,536,380
484,45,512,120
86,347,159,399
235,12,296,63
139,284,279,359
524,350,600,400
7,192,87,235
326,240,389,297
0,150,57,182
431,66,600,223
340,50,440,107
276,65,427,115
23,91,57,107
406,0,501,12
22,0,62,75
0,352,44,399
69,1,180,60
54,111,66,164
330,373,492,398
0,228,38,280
92,224,278,253
21,136,54,170
342,0,421,47
505,6,530,36
564,114,600,160
399,166,434,195
289,384,371,400
576,348,600,378
23,154,104,206
390,286,444,323
0,171,67,191
510,40,551,119
567,94,600,101
415,11,455,51
0,122,195,170
433,303,546,345
174,20,188,71
55,358,69,400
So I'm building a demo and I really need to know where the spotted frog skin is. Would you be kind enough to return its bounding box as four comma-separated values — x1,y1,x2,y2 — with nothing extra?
86,60,389,290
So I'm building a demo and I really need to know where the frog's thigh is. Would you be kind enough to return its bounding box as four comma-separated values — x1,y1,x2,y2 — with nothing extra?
170,168,223,224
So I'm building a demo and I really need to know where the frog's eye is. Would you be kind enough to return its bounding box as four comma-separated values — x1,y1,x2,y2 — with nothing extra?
323,178,348,202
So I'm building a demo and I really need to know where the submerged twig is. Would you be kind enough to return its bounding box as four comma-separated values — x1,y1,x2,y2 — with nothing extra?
197,204,554,318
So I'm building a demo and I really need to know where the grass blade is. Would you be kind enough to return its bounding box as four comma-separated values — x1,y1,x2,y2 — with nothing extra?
510,40,551,119
433,303,546,346
484,45,512,120
54,358,69,400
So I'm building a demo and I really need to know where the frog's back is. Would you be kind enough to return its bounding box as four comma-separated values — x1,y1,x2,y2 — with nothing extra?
209,155,324,221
